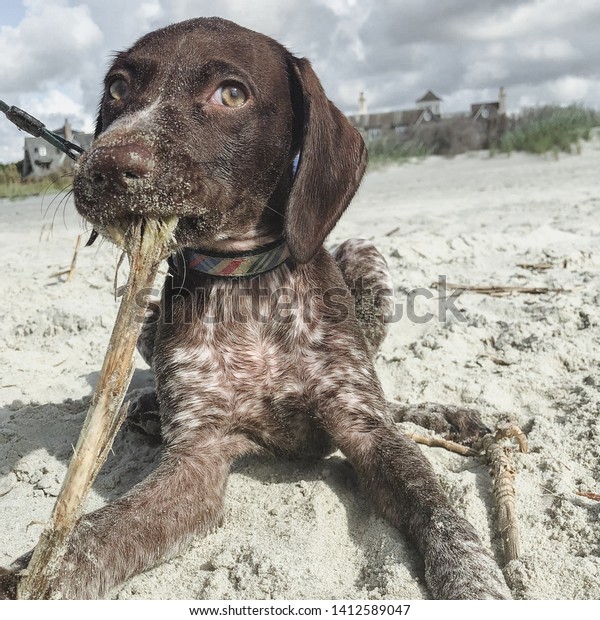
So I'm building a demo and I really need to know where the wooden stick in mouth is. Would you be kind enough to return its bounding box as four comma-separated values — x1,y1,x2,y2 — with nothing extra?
18,217,178,599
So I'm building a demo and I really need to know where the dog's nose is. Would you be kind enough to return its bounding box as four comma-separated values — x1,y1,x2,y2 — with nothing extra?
88,144,155,190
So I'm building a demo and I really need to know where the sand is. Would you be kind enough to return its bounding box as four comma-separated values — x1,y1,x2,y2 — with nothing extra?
0,141,599,600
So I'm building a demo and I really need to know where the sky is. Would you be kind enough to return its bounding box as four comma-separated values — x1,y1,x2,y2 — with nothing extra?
1,0,600,163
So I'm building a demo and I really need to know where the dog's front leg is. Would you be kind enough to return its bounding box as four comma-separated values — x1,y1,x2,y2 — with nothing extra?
315,368,511,599
2,435,250,599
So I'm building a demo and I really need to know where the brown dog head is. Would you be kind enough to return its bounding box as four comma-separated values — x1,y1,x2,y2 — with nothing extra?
73,17,367,263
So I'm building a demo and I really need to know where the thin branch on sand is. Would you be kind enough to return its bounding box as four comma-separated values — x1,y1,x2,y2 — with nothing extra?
404,431,478,457
576,491,600,502
478,423,528,564
432,281,571,297
49,235,82,282
405,420,528,565
516,262,553,271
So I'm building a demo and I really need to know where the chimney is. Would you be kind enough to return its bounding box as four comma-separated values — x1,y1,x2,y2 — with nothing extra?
358,92,367,116
498,87,506,116
64,118,73,142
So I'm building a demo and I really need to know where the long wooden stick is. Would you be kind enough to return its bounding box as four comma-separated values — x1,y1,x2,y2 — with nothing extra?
18,217,178,599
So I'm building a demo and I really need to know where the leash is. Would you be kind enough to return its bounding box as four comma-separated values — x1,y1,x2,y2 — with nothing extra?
1,99,97,245
0,100,85,161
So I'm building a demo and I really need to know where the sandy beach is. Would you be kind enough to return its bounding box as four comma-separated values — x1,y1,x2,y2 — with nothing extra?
0,141,599,599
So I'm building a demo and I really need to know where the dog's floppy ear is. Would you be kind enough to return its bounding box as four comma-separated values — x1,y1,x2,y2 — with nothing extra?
285,57,368,264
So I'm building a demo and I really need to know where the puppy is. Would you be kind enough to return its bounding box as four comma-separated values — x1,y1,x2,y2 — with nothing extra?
0,17,510,599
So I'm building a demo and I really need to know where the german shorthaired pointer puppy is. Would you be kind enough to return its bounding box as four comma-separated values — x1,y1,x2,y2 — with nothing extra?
0,17,511,599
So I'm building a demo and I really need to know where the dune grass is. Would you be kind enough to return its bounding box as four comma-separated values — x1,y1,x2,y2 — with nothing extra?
500,105,598,155
0,163,71,199
0,180,71,200
366,136,434,168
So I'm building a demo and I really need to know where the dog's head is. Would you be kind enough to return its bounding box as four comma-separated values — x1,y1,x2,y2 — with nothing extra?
73,17,367,263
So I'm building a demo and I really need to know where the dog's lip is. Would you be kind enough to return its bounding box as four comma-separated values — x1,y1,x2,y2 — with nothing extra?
77,215,183,249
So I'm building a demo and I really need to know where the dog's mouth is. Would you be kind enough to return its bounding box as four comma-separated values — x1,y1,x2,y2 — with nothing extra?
94,216,180,255
72,140,227,251
102,219,138,248
105,218,149,249
79,209,218,254
73,134,284,255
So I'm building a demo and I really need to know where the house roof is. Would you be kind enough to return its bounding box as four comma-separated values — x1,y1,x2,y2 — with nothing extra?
416,90,442,103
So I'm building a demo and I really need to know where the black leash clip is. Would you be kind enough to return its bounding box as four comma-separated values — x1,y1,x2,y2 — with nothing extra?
0,100,85,160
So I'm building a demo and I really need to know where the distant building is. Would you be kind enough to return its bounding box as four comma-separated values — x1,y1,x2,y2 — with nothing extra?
21,119,93,180
348,91,442,140
415,90,443,116
348,88,506,140
471,87,506,121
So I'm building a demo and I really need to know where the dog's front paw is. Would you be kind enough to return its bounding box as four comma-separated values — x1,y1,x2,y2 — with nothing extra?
0,567,20,600
125,388,161,440
390,402,491,445
423,511,511,599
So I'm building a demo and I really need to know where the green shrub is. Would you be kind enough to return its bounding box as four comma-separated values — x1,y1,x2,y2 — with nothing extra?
500,105,598,155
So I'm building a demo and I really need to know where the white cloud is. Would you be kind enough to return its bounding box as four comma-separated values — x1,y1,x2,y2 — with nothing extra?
457,0,600,41
135,1,164,27
0,1,103,93
26,89,94,129
518,38,580,62
157,0,292,41
553,76,594,102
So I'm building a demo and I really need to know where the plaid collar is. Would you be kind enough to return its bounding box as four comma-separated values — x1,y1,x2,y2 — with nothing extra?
170,240,291,279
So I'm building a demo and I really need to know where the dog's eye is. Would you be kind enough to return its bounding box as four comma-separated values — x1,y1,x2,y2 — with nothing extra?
108,78,129,101
211,84,247,108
